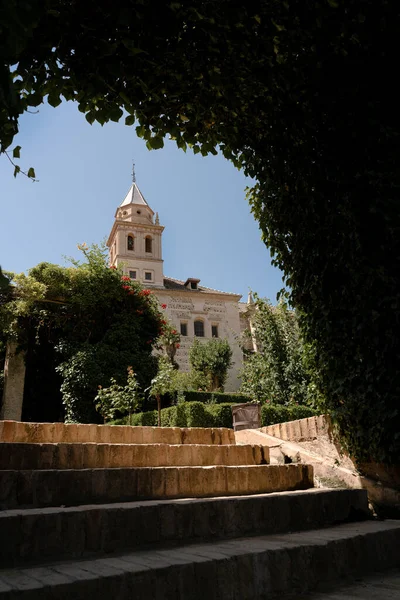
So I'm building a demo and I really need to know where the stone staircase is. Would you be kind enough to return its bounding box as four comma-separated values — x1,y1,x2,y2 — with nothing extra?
0,420,399,599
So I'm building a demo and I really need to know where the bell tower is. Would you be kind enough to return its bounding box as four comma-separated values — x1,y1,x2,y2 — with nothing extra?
107,167,164,287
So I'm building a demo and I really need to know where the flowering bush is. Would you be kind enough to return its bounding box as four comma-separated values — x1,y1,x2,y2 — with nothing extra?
2,243,165,423
156,321,181,365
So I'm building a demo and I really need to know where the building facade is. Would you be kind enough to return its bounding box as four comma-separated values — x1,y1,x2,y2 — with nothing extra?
106,179,254,391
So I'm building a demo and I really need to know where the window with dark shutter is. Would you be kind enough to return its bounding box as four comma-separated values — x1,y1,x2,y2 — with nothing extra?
212,325,219,338
180,322,188,336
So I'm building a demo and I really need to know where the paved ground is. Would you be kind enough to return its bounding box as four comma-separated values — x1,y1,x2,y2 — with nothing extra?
292,570,400,599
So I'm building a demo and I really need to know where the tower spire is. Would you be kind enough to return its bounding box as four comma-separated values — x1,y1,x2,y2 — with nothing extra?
131,161,136,183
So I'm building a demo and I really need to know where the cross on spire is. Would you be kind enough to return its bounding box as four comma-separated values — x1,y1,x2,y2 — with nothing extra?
131,161,136,183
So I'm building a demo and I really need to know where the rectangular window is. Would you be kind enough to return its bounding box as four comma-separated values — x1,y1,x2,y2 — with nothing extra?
180,322,188,336
194,320,204,337
144,271,152,281
212,325,219,338
129,270,137,280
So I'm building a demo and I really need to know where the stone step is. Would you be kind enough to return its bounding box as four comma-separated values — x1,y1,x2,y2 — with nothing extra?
297,570,400,599
0,442,269,470
0,464,313,509
0,420,235,446
0,489,369,567
0,520,398,599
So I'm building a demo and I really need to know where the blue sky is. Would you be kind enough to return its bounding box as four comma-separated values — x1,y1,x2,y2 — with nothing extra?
0,101,284,302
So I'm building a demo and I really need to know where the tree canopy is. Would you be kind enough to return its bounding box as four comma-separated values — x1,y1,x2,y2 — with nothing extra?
240,297,314,406
1,1,399,461
0,245,163,422
189,338,233,392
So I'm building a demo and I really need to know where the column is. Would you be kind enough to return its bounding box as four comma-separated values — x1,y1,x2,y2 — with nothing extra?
0,340,26,421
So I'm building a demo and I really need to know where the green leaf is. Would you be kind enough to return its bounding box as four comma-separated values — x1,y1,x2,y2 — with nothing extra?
125,115,135,126
148,136,164,150
48,93,62,108
136,125,146,138
109,107,124,122
13,146,21,159
27,167,36,179
13,165,20,178
27,93,42,107
85,112,95,125
121,40,146,55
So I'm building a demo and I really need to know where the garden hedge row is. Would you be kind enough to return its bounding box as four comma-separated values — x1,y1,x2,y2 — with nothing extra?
113,401,317,429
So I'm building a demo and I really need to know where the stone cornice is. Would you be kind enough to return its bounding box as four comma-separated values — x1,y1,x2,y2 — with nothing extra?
107,221,164,246
152,287,242,301
117,256,164,264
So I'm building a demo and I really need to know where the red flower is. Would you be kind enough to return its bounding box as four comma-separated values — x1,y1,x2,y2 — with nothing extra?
121,276,130,281
128,290,135,295
176,343,180,349
146,339,152,344
161,304,167,309
136,309,144,315
161,320,167,325
122,285,130,291
172,329,177,335
110,266,117,270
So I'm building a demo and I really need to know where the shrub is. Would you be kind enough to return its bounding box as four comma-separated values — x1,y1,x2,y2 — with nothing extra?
129,410,158,426
289,404,317,421
175,402,187,428
261,404,317,427
160,406,177,427
206,403,234,428
185,402,209,428
113,401,318,429
173,390,252,405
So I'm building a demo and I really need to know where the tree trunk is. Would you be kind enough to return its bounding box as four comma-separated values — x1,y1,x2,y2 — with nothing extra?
157,394,161,427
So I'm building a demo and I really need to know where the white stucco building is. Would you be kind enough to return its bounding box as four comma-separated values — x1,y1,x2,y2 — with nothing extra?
107,178,253,391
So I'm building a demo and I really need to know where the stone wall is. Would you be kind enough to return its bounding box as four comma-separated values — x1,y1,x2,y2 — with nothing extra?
154,291,243,391
262,415,332,443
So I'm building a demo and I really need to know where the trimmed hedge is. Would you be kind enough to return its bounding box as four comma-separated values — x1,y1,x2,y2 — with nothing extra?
156,390,253,408
177,391,252,405
261,404,316,427
112,401,317,429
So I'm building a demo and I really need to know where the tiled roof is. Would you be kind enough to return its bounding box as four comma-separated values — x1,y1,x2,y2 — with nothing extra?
161,276,241,298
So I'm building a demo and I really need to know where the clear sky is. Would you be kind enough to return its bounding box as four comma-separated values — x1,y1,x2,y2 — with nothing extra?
0,101,284,302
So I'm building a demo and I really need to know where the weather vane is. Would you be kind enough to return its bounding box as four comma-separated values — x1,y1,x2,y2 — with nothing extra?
131,161,136,183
